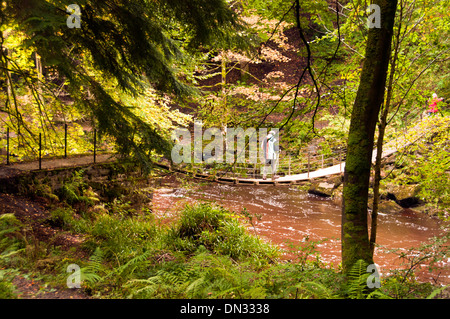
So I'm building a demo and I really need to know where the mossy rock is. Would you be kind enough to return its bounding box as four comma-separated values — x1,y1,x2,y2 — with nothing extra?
326,174,343,187
387,184,420,200
369,200,404,214
308,181,335,197
386,183,423,208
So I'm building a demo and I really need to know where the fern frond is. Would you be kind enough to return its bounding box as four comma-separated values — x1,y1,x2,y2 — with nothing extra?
346,259,371,299
0,248,25,260
124,278,159,298
297,281,338,299
113,250,152,277
0,214,22,235
186,276,206,297
81,247,107,284
426,285,449,299
367,289,392,299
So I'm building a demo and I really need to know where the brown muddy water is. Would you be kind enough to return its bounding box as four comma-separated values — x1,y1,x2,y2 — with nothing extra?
152,177,449,285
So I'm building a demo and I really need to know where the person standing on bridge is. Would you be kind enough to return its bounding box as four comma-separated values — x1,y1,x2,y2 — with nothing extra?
427,93,443,116
261,130,279,180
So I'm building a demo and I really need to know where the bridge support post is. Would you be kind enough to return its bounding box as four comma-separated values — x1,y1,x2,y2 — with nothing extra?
307,151,310,178
6,127,9,165
288,155,291,175
93,129,97,164
39,133,42,170
64,123,68,158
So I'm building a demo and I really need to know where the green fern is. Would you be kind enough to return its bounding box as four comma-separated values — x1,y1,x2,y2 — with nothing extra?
366,289,392,299
346,259,371,299
113,250,152,278
426,285,449,299
125,278,159,298
125,264,192,298
80,247,107,285
0,214,25,260
186,276,207,297
57,170,89,205
297,281,338,299
0,214,22,236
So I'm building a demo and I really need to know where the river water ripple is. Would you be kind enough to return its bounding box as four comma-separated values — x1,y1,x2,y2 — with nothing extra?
153,180,449,284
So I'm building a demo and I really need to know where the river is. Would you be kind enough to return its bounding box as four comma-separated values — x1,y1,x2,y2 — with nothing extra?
152,176,449,285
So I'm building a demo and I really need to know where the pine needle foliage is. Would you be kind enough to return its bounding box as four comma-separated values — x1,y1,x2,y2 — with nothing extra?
2,0,251,170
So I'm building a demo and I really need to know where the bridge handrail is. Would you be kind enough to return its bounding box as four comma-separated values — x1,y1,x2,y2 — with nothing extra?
182,147,347,179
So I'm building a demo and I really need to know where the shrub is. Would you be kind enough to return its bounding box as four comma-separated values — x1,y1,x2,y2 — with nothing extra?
167,203,279,262
0,275,16,299
87,213,157,262
46,207,91,234
56,170,98,206
0,214,25,264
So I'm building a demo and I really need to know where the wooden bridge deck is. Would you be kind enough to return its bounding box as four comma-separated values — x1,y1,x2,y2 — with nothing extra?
0,145,400,186
163,146,400,186
181,161,343,186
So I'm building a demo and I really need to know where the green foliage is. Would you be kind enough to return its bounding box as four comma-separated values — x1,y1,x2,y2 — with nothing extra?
317,113,350,150
166,203,279,261
87,213,157,262
47,207,91,233
0,270,17,299
295,281,339,299
285,236,329,270
0,214,25,264
56,170,96,206
345,259,371,299
2,0,450,301
80,247,107,287
339,259,393,299
1,0,250,169
123,242,345,299
427,285,449,299
385,117,450,216
382,233,449,298
80,203,350,299
2,187,446,299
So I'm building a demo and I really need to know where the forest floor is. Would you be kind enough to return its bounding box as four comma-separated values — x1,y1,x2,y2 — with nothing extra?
0,193,91,299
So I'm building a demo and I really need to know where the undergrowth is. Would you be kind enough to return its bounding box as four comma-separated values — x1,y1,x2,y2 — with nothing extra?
0,171,448,299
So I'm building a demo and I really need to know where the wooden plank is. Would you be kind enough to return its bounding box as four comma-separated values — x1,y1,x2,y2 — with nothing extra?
154,140,411,186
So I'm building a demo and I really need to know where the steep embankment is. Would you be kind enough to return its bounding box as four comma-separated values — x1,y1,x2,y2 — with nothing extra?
309,116,450,219
379,116,450,218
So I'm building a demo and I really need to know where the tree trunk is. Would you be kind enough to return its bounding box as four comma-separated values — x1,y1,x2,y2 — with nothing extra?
370,0,404,257
341,0,398,273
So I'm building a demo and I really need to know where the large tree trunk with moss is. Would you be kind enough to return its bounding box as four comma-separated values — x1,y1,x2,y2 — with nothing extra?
370,1,404,257
341,0,398,273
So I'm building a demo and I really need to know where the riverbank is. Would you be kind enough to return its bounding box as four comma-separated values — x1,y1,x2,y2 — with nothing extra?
152,173,449,282
1,165,448,299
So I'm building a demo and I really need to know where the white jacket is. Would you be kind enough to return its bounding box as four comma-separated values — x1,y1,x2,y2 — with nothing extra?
261,134,277,160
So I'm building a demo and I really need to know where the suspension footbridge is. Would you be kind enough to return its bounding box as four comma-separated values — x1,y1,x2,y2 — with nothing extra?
2,117,446,185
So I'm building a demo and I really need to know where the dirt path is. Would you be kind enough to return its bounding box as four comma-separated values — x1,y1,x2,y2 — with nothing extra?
0,193,91,299
11,274,90,299
4,153,116,171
